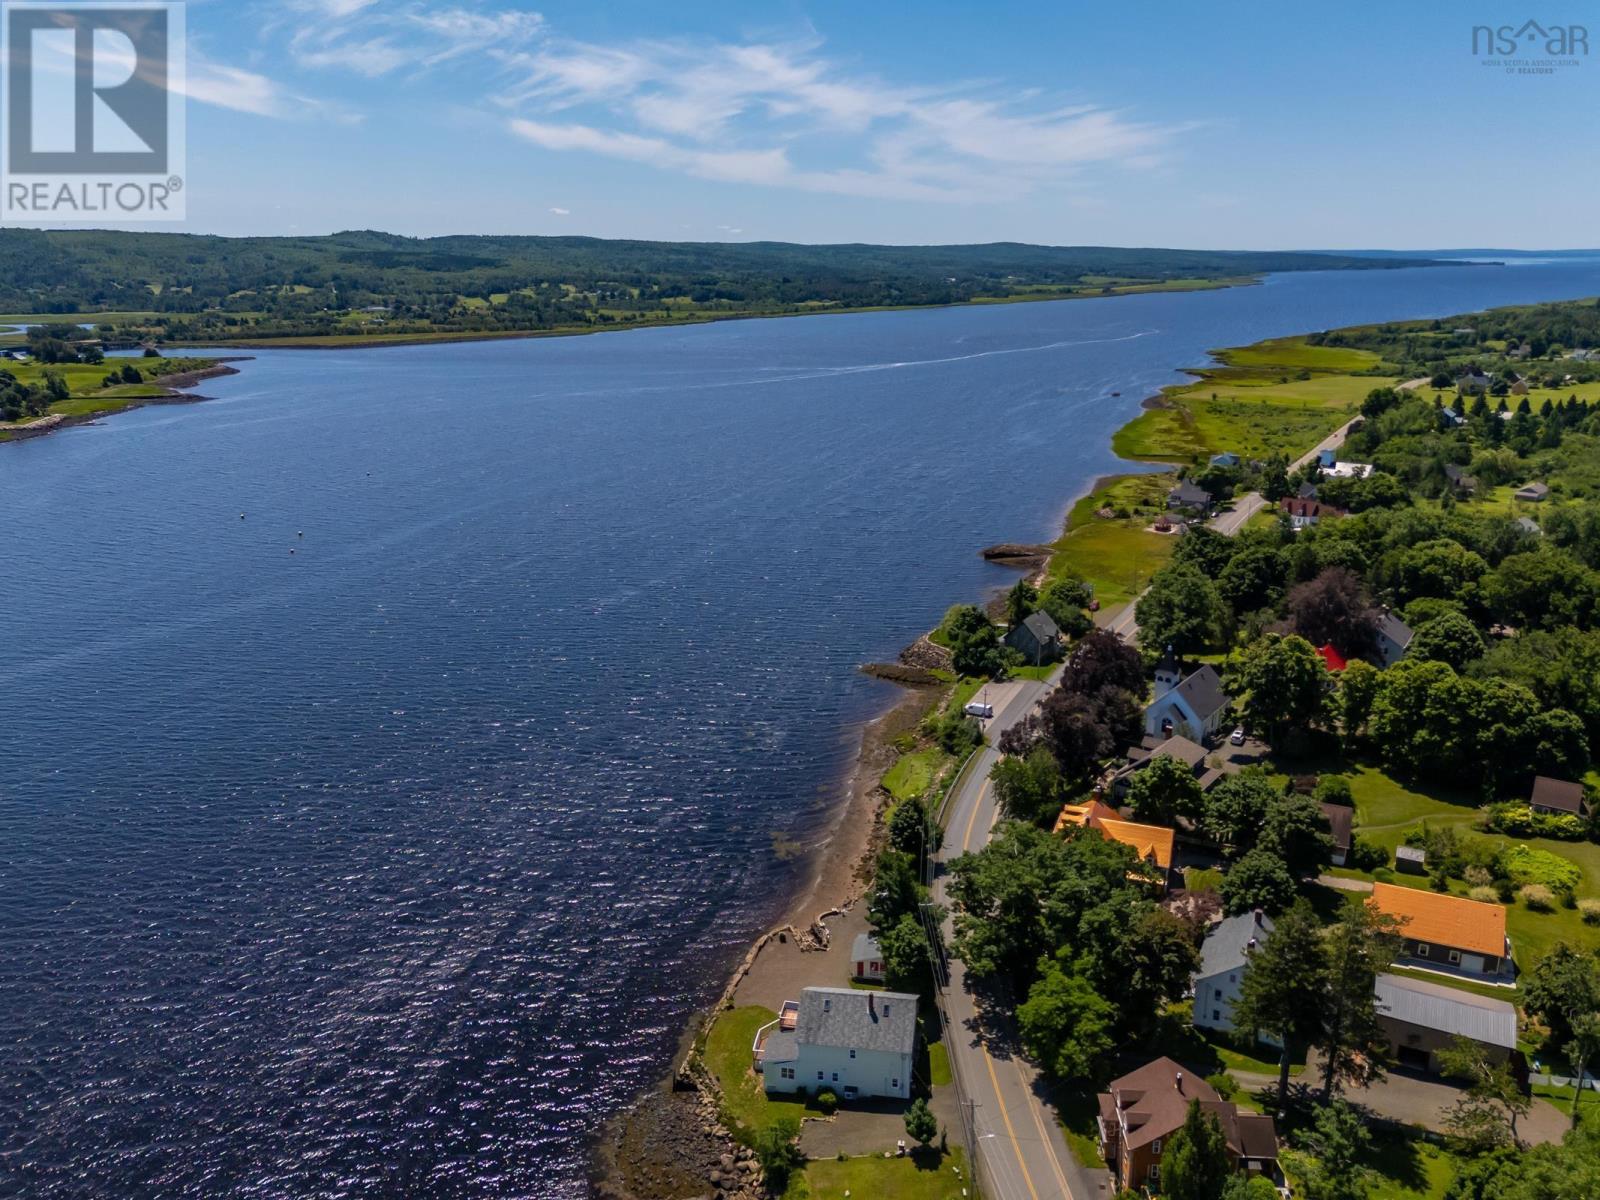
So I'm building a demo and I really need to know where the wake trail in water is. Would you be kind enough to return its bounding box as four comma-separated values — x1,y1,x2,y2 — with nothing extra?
746,328,1160,383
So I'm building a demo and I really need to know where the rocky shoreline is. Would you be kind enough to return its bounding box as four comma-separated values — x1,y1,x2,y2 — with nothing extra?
590,630,952,1198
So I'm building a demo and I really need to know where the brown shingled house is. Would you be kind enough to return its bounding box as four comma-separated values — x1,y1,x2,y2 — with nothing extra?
1097,1057,1280,1192
1529,775,1586,817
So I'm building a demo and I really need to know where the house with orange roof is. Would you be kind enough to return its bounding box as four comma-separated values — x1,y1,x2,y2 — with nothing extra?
1055,800,1175,891
1369,881,1512,981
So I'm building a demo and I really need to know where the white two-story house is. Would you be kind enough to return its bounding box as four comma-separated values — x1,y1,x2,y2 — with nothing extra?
1193,909,1275,1035
754,986,917,1101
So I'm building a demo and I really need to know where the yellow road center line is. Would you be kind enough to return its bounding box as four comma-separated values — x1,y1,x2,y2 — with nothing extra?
1014,1052,1074,1199
982,1040,1041,1200
962,779,989,853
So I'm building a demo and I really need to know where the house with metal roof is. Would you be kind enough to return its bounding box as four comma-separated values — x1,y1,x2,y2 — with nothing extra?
1369,882,1512,981
1375,973,1519,1074
1097,1057,1279,1193
754,986,917,1101
1144,651,1231,742
1193,910,1275,1035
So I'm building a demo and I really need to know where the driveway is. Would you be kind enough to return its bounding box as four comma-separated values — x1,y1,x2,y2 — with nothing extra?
1233,1053,1570,1146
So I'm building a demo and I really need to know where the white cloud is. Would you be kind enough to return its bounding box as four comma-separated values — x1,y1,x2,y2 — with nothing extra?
286,2,545,78
499,35,1184,204
549,206,569,215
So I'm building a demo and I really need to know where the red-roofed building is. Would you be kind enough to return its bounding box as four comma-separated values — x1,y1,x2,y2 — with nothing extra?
1317,643,1349,672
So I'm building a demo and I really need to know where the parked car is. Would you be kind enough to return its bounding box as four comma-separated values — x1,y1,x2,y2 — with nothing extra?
1229,726,1246,745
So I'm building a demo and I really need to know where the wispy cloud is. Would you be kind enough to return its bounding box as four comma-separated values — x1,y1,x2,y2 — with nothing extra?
549,206,569,215
284,1,545,79
496,35,1183,203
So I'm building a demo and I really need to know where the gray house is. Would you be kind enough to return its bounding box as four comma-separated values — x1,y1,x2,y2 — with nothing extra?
1168,480,1213,514
1005,610,1062,665
1514,482,1550,502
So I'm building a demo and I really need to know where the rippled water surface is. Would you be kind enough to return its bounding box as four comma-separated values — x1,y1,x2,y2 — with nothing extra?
6,260,1600,1198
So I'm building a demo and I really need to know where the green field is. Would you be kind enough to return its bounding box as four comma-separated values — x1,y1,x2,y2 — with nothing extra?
0,355,216,437
789,1148,973,1200
1109,334,1397,465
1045,473,1179,610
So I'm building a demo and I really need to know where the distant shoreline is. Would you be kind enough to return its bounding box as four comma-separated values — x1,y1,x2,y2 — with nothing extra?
192,274,1266,352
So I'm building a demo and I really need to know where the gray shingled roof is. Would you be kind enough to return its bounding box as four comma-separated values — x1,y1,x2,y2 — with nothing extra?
1021,610,1062,642
1377,612,1413,650
762,1029,800,1063
1198,911,1275,980
1170,480,1211,505
851,933,880,962
795,987,917,1055
1531,776,1584,815
1173,665,1229,720
1375,973,1517,1050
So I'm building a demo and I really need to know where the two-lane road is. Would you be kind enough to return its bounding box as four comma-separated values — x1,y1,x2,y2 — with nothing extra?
1104,414,1362,640
933,676,1112,1200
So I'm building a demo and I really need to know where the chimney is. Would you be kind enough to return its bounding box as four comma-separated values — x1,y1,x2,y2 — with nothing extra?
1247,937,1258,952
868,992,876,1020
1175,1071,1183,1092
1253,907,1263,926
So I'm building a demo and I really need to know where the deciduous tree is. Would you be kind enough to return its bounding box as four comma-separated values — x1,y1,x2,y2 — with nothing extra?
1234,900,1328,1103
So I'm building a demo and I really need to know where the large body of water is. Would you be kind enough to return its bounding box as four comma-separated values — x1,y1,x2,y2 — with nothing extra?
6,259,1600,1198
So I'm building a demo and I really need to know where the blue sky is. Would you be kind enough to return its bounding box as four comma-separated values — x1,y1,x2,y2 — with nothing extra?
162,0,1598,247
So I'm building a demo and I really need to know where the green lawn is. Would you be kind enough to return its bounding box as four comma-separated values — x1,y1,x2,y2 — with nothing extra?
704,1006,810,1137
927,1041,952,1088
790,1148,973,1200
883,749,947,802
1364,1127,1461,1200
1055,1087,1108,1169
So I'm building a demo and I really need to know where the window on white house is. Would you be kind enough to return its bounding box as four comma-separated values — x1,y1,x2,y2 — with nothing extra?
849,1050,856,1059
1214,987,1223,1000
780,1068,794,1080
831,1073,838,1082
817,1072,824,1081
1213,1010,1221,1021
1229,974,1236,983
892,1078,899,1089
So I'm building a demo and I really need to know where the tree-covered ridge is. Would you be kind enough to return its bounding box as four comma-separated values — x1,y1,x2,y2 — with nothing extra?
0,228,1439,342
1313,296,1600,387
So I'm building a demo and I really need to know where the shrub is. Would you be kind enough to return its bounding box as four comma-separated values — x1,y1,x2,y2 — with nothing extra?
815,1089,838,1115
1469,886,1502,904
1348,837,1389,871
1463,865,1494,889
1313,776,1354,808
1580,898,1600,925
1521,884,1556,912
1499,844,1582,899
1483,803,1586,841
1206,1071,1238,1100
1373,867,1395,883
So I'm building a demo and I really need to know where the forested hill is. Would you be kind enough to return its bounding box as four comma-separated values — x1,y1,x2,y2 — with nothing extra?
0,229,1445,344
